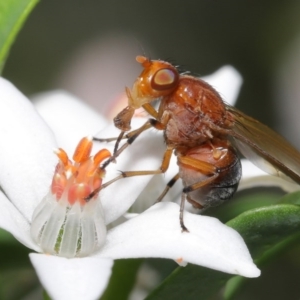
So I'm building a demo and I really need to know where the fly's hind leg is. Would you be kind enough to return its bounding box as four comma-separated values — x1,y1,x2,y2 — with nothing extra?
177,155,220,232
155,173,180,203
179,174,219,232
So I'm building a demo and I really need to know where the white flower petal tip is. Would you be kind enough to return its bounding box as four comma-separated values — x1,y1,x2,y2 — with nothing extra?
31,137,111,258
30,253,113,300
98,202,260,278
175,257,188,267
202,65,243,106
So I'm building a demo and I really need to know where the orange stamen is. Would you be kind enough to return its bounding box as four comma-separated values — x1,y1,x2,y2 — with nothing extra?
87,149,111,176
93,149,111,165
55,148,69,166
73,137,93,163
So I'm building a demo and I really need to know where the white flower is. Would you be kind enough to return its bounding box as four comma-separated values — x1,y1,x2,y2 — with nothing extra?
0,66,259,300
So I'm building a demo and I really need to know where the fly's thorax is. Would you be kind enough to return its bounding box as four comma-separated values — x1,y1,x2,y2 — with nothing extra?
162,76,232,146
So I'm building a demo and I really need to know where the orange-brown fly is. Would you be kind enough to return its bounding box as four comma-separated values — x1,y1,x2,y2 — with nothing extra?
93,56,300,231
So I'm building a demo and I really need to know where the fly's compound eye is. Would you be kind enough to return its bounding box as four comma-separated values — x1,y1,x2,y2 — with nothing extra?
151,68,179,91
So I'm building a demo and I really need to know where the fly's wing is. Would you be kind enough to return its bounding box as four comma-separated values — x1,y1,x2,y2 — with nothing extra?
225,105,300,185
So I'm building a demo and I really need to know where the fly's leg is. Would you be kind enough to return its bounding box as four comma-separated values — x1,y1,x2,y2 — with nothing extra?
86,141,173,200
94,100,160,149
180,193,189,232
88,111,170,199
99,109,170,169
100,118,164,170
93,120,150,147
101,145,174,188
155,173,180,203
177,155,220,232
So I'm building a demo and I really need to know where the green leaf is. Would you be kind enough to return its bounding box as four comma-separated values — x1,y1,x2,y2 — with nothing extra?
222,201,300,299
0,229,32,269
146,203,300,300
0,0,39,71
101,259,143,300
204,187,284,223
278,190,300,205
43,290,52,300
227,204,300,257
224,233,300,300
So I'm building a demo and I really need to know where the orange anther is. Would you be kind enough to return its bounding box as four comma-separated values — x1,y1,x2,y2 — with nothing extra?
73,137,93,163
87,149,111,177
93,149,111,166
55,148,69,166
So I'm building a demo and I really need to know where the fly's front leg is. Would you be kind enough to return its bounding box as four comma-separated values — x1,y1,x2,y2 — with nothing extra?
93,120,150,144
88,111,170,200
94,100,161,152
101,110,171,169
87,112,171,200
94,119,154,170
93,131,125,164
112,91,160,153
100,119,158,169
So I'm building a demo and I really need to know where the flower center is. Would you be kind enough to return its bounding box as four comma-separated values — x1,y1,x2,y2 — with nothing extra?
51,137,110,205
30,137,111,258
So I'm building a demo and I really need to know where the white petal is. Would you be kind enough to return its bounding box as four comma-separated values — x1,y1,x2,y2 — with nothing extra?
0,191,40,251
98,202,260,278
32,91,108,154
30,253,113,300
239,159,299,192
0,78,57,222
202,66,243,106
94,118,166,224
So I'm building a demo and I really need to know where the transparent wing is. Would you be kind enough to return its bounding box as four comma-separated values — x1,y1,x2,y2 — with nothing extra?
225,105,300,184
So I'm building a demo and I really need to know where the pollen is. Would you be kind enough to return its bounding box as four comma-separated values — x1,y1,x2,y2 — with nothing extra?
30,137,111,258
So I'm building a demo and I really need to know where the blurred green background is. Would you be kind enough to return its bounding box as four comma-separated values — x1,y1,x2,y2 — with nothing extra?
2,1,300,299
